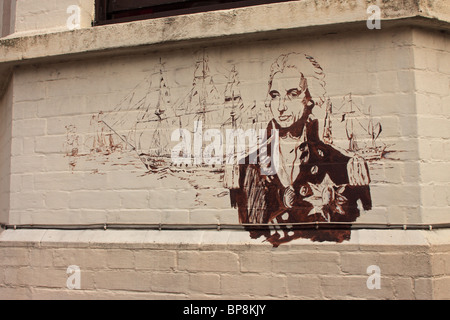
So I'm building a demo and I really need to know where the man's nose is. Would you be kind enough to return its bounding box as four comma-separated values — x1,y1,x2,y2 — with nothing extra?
278,96,288,112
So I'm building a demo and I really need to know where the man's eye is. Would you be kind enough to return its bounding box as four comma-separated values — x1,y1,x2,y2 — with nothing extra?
287,89,301,98
270,90,280,99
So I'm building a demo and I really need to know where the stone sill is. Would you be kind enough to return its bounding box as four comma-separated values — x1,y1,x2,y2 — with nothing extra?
1,229,449,250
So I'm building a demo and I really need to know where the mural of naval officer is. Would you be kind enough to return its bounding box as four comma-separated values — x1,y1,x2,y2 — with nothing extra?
228,53,372,247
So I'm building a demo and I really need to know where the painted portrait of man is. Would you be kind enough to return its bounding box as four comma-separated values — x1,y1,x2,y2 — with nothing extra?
228,53,373,247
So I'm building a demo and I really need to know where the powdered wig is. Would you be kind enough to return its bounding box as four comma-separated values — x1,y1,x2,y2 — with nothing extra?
266,53,327,109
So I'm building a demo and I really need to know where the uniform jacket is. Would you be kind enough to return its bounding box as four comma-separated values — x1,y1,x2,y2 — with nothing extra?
229,118,372,247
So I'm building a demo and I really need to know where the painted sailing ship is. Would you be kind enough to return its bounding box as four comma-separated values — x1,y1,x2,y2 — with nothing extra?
170,52,225,169
221,65,266,132
72,112,124,157
172,55,262,171
222,65,270,188
133,60,176,170
222,65,245,189
337,94,386,161
96,55,264,172
89,112,125,155
87,59,177,171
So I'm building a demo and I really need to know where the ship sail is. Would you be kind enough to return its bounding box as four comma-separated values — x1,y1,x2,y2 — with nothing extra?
134,60,175,162
342,94,360,152
183,52,222,131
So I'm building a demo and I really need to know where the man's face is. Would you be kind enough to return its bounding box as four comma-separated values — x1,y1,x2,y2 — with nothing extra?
268,68,310,128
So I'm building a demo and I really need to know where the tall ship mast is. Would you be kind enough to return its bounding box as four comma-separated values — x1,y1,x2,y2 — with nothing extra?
180,51,222,131
94,59,176,170
344,94,359,152
95,56,264,172
222,66,244,127
137,61,172,156
322,98,333,145
223,66,242,188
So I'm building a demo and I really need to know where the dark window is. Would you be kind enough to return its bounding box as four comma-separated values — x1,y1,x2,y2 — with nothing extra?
95,0,294,25
2,0,15,37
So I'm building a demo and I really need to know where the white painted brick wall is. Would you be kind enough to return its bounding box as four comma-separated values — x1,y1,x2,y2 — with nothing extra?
7,27,446,227
13,0,94,35
1,28,448,232
0,81,12,224
413,29,450,224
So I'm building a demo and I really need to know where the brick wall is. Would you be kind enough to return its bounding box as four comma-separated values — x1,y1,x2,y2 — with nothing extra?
0,229,449,300
0,81,12,224
7,27,436,226
413,28,450,224
6,27,449,228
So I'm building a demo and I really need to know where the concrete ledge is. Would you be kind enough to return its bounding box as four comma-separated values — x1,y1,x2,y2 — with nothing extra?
1,0,449,66
0,228,447,249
